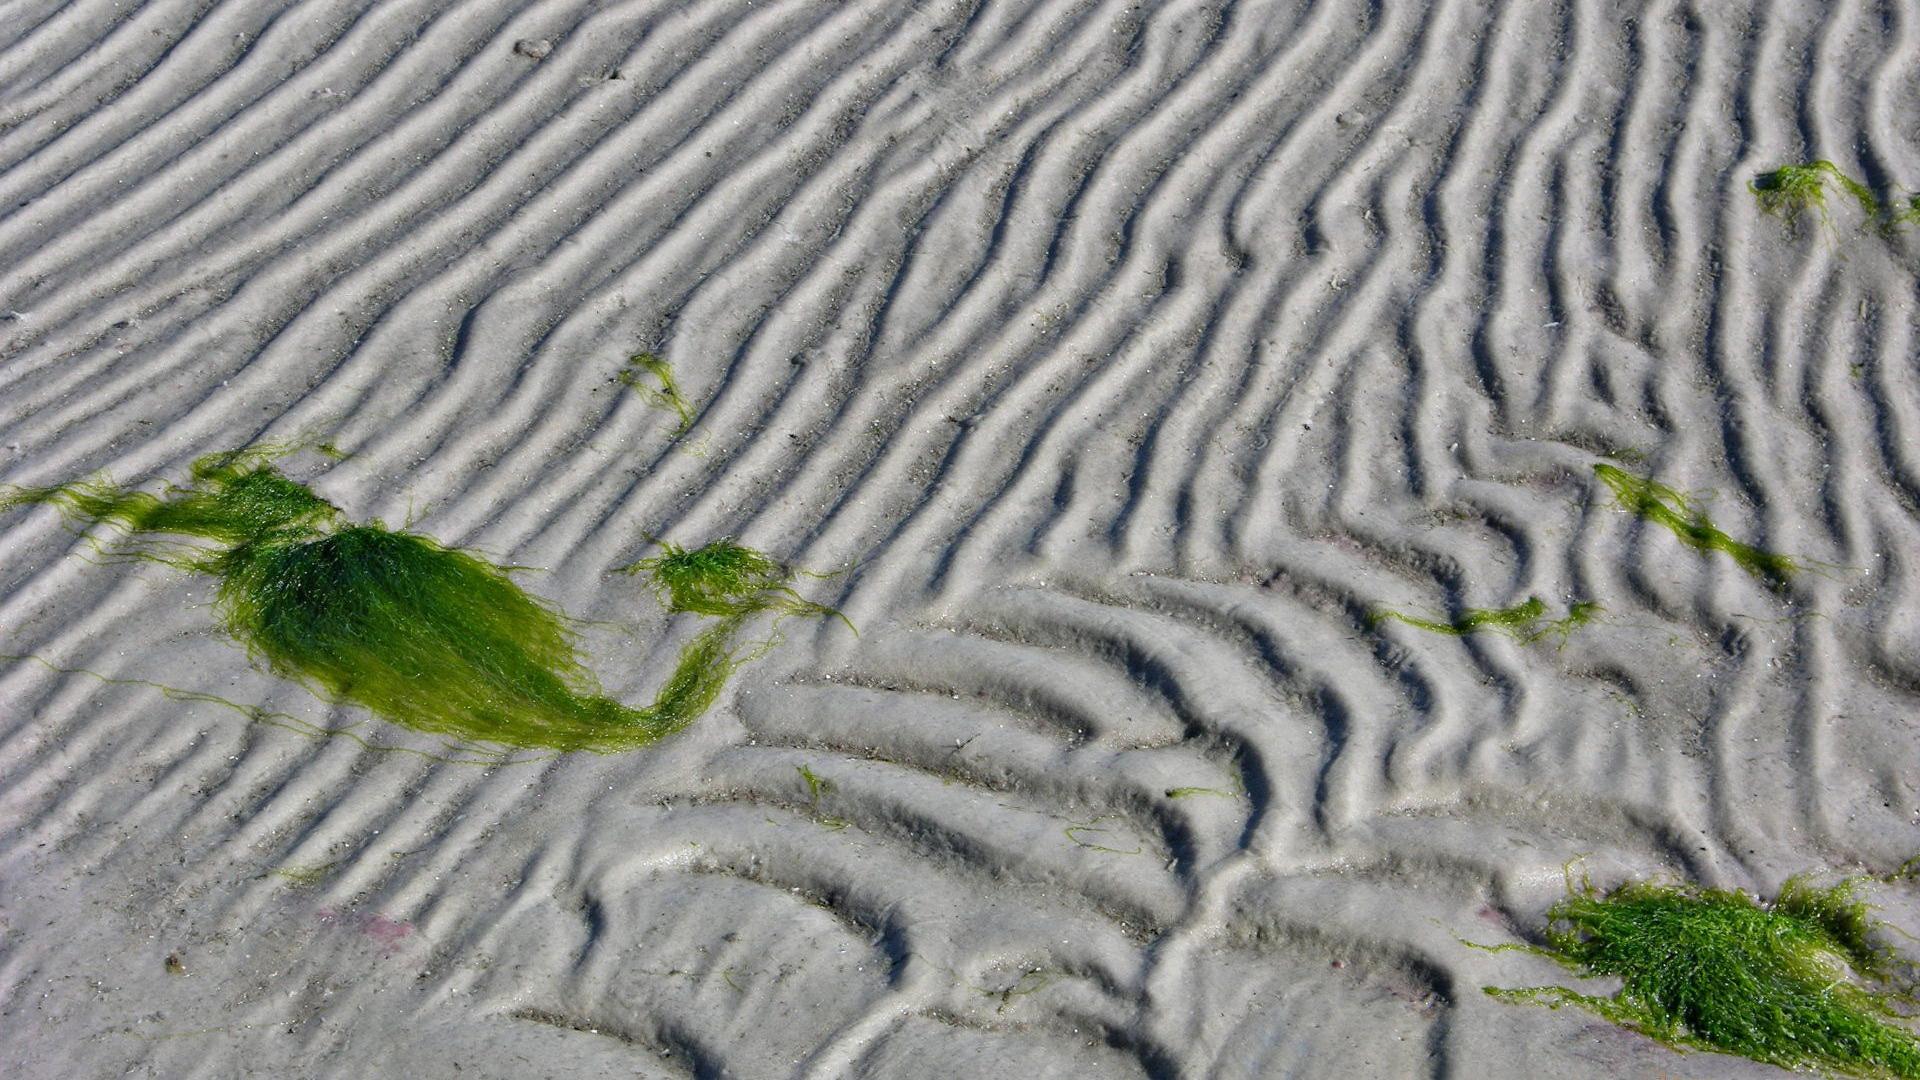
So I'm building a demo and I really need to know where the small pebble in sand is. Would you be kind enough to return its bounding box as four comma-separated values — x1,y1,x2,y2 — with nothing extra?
513,38,553,60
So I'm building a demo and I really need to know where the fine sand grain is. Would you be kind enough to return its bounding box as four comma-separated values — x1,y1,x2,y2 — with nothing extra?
3,1,1920,1077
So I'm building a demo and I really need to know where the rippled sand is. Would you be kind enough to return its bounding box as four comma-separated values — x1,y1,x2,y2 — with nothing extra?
4,1,1919,1076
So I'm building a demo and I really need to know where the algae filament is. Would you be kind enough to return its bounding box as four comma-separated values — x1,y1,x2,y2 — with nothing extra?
1,449,772,752
619,352,695,433
1370,596,1599,646
1593,463,1795,585
1484,872,1920,1078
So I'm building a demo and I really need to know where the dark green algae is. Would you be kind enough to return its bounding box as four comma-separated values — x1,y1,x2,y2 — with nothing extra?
1,448,841,753
1483,870,1920,1078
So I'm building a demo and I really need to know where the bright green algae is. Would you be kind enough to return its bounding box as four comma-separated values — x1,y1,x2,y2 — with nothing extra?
1485,874,1920,1078
1751,161,1880,225
1,450,768,752
1594,463,1796,586
620,537,851,630
1749,161,1920,237
1370,596,1600,645
3,447,336,550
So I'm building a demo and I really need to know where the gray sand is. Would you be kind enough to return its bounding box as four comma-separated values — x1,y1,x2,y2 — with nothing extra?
3,1,1919,1076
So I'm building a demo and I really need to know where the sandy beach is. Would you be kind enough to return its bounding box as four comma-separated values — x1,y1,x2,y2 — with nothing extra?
4,0,1920,1076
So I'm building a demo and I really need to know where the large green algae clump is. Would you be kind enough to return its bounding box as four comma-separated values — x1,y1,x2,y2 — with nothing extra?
0,448,815,752
1487,873,1920,1078
1594,463,1796,586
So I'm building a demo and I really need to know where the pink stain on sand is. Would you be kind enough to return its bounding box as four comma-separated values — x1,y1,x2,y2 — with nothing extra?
362,913,415,950
316,907,416,954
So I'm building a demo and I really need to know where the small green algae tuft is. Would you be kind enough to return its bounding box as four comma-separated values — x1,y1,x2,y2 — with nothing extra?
621,538,852,630
1749,161,1920,237
1593,463,1796,586
269,861,341,888
1751,160,1879,226
619,352,695,434
1483,871,1920,1078
795,763,850,830
797,763,834,802
1369,596,1600,646
0,449,778,752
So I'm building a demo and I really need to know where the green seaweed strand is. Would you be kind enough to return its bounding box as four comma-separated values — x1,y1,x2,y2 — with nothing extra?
1485,873,1920,1078
619,352,695,434
1369,597,1599,645
1593,463,1796,585
1373,596,1546,637
2,450,761,752
1525,600,1602,646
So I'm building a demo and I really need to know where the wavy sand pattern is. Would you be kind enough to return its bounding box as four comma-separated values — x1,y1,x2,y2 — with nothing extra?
4,1,1920,1076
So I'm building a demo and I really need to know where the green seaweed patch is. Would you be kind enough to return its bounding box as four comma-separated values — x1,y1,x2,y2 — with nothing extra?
1482,871,1920,1078
621,538,852,631
1751,160,1880,226
619,352,694,434
215,526,742,751
1593,463,1796,586
797,763,834,802
1369,596,1600,646
269,861,341,887
795,764,849,830
1,450,760,752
